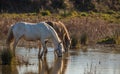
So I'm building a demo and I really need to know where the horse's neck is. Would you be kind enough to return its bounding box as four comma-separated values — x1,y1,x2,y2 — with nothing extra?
51,35,61,49
50,30,61,49
66,33,70,41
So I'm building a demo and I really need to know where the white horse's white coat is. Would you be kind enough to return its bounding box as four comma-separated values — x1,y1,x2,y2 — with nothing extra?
6,22,64,58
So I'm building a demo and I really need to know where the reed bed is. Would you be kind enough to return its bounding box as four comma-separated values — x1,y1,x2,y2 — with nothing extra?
0,12,120,48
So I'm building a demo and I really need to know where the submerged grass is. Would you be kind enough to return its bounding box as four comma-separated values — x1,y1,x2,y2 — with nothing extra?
1,48,13,65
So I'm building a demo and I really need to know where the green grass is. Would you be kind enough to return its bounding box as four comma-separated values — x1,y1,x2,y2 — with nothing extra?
0,11,120,23
97,36,116,44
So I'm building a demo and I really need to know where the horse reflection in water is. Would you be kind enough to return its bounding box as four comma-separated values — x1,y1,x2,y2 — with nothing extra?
9,52,69,74
0,55,68,74
39,57,68,74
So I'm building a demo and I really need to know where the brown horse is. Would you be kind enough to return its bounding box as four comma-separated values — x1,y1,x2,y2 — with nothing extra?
46,21,71,52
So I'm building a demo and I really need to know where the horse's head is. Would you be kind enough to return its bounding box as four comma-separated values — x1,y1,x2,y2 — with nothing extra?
56,42,64,57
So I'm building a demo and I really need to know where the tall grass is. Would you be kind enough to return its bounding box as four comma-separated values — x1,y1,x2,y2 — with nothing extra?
39,10,51,16
71,35,80,49
97,36,116,44
0,12,120,47
80,32,88,45
113,26,120,44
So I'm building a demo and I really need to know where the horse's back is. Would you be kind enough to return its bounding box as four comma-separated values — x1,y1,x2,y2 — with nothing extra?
13,22,44,32
25,22,54,40
13,22,25,30
12,22,26,37
12,22,60,41
12,22,41,39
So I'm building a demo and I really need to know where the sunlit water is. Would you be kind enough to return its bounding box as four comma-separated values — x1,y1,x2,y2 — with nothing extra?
1,47,120,74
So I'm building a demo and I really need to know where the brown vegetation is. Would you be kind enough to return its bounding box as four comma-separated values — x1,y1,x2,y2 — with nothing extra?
0,13,120,46
0,0,120,48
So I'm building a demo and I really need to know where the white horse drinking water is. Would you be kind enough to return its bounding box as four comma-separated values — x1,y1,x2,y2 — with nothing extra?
6,22,64,58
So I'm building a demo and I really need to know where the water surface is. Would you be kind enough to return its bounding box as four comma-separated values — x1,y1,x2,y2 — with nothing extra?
1,46,120,74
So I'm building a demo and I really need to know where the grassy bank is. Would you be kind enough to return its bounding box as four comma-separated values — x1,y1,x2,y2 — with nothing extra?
0,11,120,47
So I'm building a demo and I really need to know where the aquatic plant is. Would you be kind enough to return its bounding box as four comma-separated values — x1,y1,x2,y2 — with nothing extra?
80,32,88,45
80,12,88,16
97,36,116,44
113,27,120,44
1,48,12,65
71,36,80,49
39,10,51,16
115,36,120,45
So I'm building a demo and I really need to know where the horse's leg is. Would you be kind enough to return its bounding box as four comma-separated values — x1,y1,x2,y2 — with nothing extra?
39,41,47,58
38,41,41,56
44,41,48,53
12,38,19,56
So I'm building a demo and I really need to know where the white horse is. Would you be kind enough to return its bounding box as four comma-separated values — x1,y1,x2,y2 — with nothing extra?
6,22,64,58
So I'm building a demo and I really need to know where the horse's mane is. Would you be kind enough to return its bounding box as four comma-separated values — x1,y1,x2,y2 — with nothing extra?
15,22,38,26
45,22,62,43
57,21,71,40
46,21,71,41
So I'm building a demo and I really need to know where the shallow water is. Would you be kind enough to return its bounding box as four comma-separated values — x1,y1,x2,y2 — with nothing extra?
1,47,120,74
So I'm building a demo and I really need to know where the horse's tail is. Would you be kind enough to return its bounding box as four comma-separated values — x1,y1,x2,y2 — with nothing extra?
6,26,14,46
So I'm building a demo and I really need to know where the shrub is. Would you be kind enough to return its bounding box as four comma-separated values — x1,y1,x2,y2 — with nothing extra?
80,33,87,45
60,10,71,17
113,27,120,44
97,36,116,44
39,10,51,16
71,36,80,49
107,10,116,14
115,36,120,44
89,11,94,14
101,14,110,20
61,12,70,17
80,12,88,16
70,11,78,16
